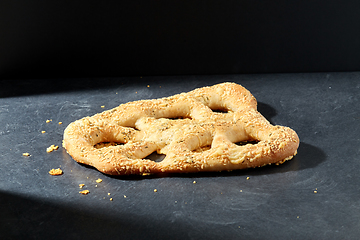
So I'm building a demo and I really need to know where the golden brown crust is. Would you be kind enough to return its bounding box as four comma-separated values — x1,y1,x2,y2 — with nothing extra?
63,82,299,175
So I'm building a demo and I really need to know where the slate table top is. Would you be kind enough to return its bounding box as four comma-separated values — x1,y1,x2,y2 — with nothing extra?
1,72,359,240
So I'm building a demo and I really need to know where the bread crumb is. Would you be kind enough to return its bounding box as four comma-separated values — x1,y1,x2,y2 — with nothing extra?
49,168,63,175
124,195,127,198
46,119,52,123
41,131,46,134
108,193,111,196
96,178,103,183
101,106,105,108
193,181,197,184
79,184,85,189
246,177,250,180
147,85,150,87
240,190,243,192
79,190,90,195
47,145,59,153
154,189,157,192
110,198,113,201
22,153,30,157
314,190,317,193
58,122,62,125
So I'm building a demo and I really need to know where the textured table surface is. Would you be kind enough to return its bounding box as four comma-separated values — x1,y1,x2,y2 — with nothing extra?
1,72,359,239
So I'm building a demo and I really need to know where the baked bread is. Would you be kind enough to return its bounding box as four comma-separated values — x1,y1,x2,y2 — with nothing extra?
63,82,299,175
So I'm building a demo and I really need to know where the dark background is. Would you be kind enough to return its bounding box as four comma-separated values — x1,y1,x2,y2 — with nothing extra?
1,0,360,79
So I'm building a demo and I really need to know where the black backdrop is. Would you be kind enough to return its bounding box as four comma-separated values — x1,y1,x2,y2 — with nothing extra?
1,0,360,79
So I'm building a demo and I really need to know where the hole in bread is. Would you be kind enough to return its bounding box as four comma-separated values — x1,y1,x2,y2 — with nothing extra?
131,125,140,131
146,152,166,162
234,140,259,146
210,107,229,113
168,116,192,120
94,142,124,149
192,145,211,153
